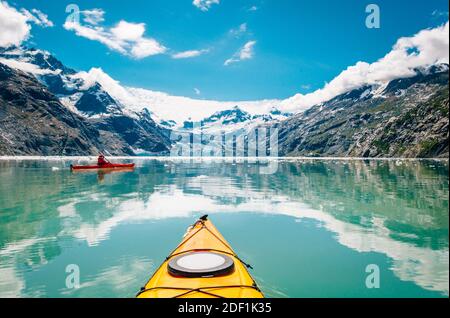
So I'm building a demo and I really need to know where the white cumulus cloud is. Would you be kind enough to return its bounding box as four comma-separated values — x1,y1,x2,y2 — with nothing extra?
0,1,30,47
63,22,126,54
0,1,53,48
193,0,220,12
224,40,256,66
111,21,145,41
131,38,167,59
64,17,166,59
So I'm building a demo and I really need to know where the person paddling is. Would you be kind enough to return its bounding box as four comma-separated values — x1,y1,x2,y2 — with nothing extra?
97,155,110,167
71,154,135,171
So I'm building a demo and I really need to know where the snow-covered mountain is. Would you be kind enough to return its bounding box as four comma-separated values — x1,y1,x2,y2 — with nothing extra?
276,64,449,158
0,47,124,118
0,46,290,155
0,46,289,129
0,46,295,145
182,105,291,133
1,45,448,158
201,106,253,126
0,46,171,155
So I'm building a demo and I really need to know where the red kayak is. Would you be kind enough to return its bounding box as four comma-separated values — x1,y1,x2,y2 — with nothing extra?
70,163,135,171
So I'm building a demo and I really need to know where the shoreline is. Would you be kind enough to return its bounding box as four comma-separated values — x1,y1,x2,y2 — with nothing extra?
0,156,448,162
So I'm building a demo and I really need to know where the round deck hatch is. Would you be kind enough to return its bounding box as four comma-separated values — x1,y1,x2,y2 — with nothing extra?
168,252,235,278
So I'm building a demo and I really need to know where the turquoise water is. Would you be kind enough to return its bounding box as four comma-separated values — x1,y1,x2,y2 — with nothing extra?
0,158,448,298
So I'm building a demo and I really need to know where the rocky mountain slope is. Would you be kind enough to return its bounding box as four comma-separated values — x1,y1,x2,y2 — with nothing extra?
0,47,171,156
0,63,108,155
0,63,170,156
276,65,449,158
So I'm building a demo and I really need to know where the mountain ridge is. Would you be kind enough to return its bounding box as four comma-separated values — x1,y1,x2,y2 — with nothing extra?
0,46,448,158
275,64,449,158
0,62,112,156
0,61,171,156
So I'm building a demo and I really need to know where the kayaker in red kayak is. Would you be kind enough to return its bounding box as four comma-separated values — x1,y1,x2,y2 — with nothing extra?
71,156,135,171
97,155,110,167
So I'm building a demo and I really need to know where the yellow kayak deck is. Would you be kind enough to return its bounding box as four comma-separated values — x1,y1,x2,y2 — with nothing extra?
137,216,264,298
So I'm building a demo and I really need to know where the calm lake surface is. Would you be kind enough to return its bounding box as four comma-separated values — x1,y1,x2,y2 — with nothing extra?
0,158,448,298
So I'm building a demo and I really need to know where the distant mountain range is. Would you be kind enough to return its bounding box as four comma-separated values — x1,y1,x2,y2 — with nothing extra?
0,46,448,158
183,106,291,130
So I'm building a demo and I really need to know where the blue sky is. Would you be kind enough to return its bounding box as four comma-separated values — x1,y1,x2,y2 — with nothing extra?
9,0,450,100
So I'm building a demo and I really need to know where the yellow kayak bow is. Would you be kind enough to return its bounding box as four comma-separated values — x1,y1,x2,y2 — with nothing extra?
137,215,264,298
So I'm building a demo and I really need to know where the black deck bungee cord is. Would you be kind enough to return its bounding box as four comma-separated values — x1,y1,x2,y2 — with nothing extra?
137,284,262,299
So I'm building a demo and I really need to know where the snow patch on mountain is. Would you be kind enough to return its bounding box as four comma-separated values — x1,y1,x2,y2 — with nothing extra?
59,93,83,116
0,57,60,76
